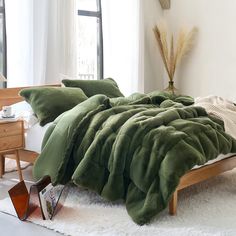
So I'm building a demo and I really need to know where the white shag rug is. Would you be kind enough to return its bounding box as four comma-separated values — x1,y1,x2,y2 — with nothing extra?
1,169,236,236
5,158,31,173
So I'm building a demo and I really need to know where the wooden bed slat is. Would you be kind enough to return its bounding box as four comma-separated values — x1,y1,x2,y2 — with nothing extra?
5,150,38,163
178,155,236,190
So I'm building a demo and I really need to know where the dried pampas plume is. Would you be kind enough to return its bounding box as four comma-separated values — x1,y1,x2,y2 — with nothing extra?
153,22,197,82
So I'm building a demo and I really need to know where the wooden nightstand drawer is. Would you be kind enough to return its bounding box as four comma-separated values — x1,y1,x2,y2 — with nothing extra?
0,120,25,181
0,135,24,151
0,121,23,138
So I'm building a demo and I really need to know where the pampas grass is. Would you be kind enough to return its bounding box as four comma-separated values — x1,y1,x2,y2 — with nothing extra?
153,22,197,83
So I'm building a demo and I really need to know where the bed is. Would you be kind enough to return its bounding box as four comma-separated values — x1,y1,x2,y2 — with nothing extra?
1,85,236,224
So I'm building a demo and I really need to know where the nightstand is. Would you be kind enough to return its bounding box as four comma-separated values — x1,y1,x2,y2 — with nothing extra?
0,120,25,181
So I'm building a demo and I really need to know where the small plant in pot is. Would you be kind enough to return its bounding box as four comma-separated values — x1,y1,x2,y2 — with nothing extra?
153,22,197,94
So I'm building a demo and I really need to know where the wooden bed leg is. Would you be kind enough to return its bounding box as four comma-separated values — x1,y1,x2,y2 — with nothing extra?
169,190,178,215
0,155,5,178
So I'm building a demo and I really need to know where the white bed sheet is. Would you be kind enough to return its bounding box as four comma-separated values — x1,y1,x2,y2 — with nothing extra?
24,122,236,169
192,153,235,169
24,122,52,153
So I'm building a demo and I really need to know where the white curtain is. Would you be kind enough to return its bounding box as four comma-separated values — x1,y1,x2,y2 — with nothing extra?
102,0,144,96
5,0,143,92
5,0,33,87
57,0,78,78
5,0,78,87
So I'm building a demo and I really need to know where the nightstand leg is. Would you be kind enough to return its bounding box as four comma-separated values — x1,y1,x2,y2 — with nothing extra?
15,150,23,181
0,155,5,178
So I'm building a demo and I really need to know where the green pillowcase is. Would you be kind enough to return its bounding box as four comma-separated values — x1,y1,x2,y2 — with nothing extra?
62,78,124,98
19,87,88,126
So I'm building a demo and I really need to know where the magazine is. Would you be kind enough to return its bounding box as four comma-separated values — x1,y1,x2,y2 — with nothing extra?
39,183,57,220
8,175,69,221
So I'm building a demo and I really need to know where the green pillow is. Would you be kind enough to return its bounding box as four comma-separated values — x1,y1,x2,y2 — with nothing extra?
62,78,124,98
19,87,88,126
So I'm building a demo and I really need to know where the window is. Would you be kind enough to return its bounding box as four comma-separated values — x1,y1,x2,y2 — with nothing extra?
0,0,6,86
77,0,103,80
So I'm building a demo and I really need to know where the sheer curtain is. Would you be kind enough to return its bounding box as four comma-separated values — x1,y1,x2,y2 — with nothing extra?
5,0,143,92
5,0,34,87
44,0,78,84
102,0,144,96
5,0,77,87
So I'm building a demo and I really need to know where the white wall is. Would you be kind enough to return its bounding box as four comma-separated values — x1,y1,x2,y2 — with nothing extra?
165,0,236,100
143,0,164,93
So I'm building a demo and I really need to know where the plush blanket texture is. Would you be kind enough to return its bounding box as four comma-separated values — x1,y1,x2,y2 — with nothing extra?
33,92,236,225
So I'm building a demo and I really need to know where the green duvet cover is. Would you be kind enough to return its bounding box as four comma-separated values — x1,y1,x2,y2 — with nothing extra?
33,92,236,225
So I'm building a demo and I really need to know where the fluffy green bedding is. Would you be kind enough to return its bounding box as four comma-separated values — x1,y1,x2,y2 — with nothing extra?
33,92,236,225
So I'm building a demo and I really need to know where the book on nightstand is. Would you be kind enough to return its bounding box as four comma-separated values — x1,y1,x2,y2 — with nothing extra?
0,114,20,122
8,175,69,221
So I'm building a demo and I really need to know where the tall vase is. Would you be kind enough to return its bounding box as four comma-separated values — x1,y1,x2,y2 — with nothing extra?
164,81,178,95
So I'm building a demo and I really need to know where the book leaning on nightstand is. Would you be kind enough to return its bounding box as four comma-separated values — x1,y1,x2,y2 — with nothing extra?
8,175,69,221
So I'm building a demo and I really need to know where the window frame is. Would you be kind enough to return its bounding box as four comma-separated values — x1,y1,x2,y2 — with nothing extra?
0,0,7,87
77,0,103,80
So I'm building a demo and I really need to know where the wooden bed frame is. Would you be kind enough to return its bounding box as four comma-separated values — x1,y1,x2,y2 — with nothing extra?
1,85,236,216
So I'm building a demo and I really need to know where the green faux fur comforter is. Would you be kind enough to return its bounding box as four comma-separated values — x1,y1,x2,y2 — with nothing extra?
33,92,236,225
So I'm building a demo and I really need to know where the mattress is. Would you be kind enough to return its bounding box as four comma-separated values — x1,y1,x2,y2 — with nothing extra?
24,122,236,169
